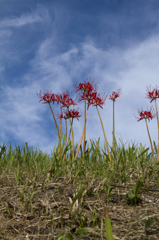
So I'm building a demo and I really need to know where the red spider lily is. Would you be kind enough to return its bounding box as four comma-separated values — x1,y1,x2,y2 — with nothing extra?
74,77,98,93
56,92,77,108
77,89,107,108
56,113,64,119
109,88,122,158
57,109,81,120
135,106,157,163
37,90,57,104
135,107,157,122
62,98,78,108
109,88,122,101
67,109,81,120
78,91,96,104
145,85,159,103
90,92,107,109
56,92,70,104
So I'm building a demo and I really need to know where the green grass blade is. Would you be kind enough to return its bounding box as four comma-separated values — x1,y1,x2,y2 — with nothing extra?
104,206,113,240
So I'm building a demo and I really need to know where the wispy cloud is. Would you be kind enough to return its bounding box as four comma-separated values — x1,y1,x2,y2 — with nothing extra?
0,5,49,28
0,5,51,85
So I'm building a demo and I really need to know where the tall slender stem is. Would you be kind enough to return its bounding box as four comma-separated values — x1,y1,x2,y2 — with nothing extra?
66,108,74,160
65,119,67,148
96,106,112,162
112,100,115,157
60,103,62,138
83,92,87,160
155,99,159,162
67,119,72,145
62,119,73,163
75,106,89,160
49,103,60,139
145,119,155,164
62,120,67,164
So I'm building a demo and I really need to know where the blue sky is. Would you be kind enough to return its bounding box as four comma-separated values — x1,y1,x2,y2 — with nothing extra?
1,0,159,157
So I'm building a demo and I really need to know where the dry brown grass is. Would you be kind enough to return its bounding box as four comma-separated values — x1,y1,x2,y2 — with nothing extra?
0,164,159,240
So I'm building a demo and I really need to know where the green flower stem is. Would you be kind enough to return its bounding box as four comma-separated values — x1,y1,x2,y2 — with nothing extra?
60,103,62,138
113,100,115,157
62,119,67,164
67,119,73,145
49,103,60,139
75,106,89,161
65,119,67,149
145,119,155,163
83,92,87,160
66,108,74,160
96,106,112,163
155,99,159,162
62,119,73,164
65,118,73,153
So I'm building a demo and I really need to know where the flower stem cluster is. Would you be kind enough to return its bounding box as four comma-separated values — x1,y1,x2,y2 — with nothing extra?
37,78,114,163
37,90,80,161
37,81,159,166
144,86,159,162
134,85,159,163
73,77,111,161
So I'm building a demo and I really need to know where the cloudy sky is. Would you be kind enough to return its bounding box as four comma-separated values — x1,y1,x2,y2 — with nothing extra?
1,0,159,158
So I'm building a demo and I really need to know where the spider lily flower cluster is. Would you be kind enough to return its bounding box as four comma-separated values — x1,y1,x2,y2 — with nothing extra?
135,107,157,163
144,86,159,162
135,108,157,122
73,79,110,160
56,109,81,121
37,80,159,165
134,85,159,163
37,78,113,162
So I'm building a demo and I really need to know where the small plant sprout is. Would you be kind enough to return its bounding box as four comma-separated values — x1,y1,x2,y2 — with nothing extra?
126,179,143,206
105,182,117,205
14,163,21,187
135,106,157,163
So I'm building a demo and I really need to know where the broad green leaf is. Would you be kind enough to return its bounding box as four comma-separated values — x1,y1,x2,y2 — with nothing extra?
135,180,143,195
127,193,135,199
57,232,73,240
75,229,89,235
145,217,154,229
105,217,113,240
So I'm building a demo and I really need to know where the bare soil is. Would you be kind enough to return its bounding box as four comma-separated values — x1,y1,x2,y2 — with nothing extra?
0,169,159,240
